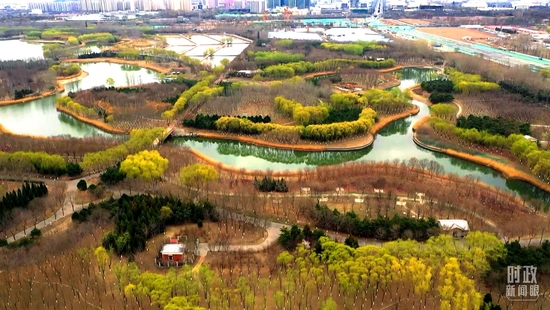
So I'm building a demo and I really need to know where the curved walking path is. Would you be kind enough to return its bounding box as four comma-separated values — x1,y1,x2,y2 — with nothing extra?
455,99,463,118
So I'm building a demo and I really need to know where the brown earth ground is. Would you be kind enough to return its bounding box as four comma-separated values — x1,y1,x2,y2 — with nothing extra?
380,19,407,26
134,221,266,272
0,180,23,196
399,18,431,25
417,27,497,42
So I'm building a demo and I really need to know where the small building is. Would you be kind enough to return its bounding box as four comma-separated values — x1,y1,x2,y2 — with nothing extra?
160,243,186,263
438,219,470,238
236,70,256,78
524,135,538,143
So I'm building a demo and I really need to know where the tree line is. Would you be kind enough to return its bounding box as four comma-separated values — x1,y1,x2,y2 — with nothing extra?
447,68,500,94
0,151,82,176
429,117,550,183
248,50,305,63
183,114,271,130
215,106,377,142
117,231,503,310
253,176,289,192
100,194,218,256
456,115,531,136
320,41,386,56
309,203,440,241
0,182,48,223
161,76,216,121
261,58,396,79
278,224,327,250
499,80,550,104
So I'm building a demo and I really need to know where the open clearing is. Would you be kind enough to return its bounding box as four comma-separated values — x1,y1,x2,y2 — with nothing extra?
399,18,431,25
134,221,267,272
417,27,497,42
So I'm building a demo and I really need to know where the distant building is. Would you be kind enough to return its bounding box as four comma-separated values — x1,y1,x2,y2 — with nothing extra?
438,219,470,238
419,4,443,10
249,0,266,12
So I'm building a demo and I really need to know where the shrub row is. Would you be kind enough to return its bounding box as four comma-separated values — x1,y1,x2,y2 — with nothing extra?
262,58,396,79
0,151,81,176
215,106,376,142
447,68,500,94
0,182,48,221
183,114,271,130
248,51,304,63
320,41,386,55
499,80,550,103
161,76,216,120
429,92,455,104
275,96,329,126
310,203,440,241
56,96,96,117
429,117,550,182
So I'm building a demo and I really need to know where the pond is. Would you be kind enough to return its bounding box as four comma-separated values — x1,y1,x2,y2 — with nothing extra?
0,40,44,61
0,62,159,137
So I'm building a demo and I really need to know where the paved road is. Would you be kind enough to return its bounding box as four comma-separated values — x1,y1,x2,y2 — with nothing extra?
2,173,102,241
379,25,550,70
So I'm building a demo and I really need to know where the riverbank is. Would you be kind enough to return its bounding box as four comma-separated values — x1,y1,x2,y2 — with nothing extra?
57,70,89,82
0,70,88,107
63,58,171,74
378,65,404,73
55,105,127,135
408,84,431,105
413,130,550,194
176,104,419,152
410,89,550,194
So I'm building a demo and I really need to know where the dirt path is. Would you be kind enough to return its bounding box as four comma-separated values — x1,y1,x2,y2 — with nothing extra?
192,255,206,273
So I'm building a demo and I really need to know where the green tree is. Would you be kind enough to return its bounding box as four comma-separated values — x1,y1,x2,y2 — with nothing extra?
321,297,338,310
66,36,79,46
120,150,169,182
77,179,87,191
106,77,115,87
179,164,219,188
94,246,109,276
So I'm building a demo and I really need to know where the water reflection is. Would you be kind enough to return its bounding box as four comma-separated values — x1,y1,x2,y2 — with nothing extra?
0,62,158,137
173,68,550,203
377,119,411,136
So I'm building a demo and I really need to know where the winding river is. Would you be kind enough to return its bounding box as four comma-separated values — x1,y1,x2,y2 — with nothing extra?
169,68,550,204
0,60,548,204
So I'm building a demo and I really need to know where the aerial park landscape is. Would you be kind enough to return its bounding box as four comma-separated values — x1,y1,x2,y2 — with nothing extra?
1,8,550,310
